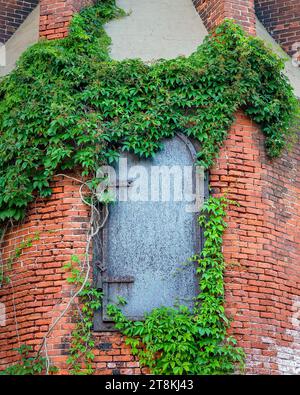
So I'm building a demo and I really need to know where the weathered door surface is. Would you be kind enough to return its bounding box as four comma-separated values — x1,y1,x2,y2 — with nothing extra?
94,134,206,330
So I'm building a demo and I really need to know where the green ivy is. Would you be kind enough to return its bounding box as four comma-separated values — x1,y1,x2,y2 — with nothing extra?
0,0,298,223
0,0,297,376
0,345,49,375
108,196,245,375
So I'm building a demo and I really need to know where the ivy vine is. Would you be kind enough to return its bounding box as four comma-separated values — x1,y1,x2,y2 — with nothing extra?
0,0,298,223
0,345,53,375
108,196,245,375
0,0,298,376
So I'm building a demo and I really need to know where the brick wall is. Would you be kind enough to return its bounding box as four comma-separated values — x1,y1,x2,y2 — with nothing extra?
193,0,256,35
39,0,95,40
0,174,89,371
0,0,39,43
0,174,144,374
211,111,300,374
0,0,299,376
255,0,300,56
0,113,299,375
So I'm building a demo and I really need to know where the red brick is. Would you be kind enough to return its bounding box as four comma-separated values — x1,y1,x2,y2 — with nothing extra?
255,0,300,55
39,0,95,40
193,1,256,35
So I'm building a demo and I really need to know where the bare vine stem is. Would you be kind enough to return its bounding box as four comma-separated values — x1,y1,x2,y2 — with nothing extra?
36,174,108,374
0,173,108,374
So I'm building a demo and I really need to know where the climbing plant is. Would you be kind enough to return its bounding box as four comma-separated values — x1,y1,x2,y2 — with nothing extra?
0,0,298,223
0,345,47,375
0,0,298,376
108,196,245,375
0,232,40,286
